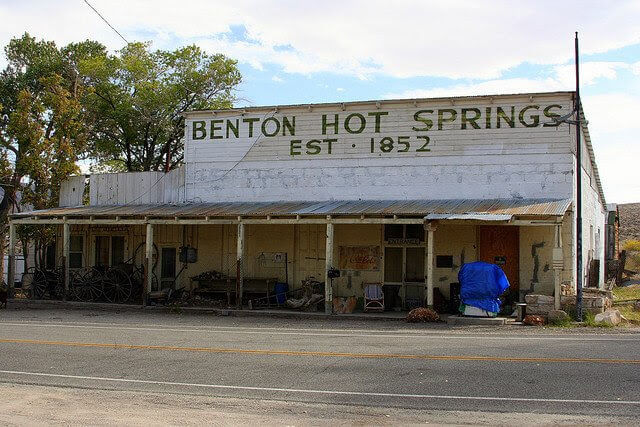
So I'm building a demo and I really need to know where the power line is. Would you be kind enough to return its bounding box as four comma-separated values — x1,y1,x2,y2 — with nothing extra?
83,0,129,44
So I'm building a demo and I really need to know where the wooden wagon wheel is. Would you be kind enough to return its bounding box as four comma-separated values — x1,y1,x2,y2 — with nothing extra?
24,267,47,300
72,267,104,302
102,267,133,303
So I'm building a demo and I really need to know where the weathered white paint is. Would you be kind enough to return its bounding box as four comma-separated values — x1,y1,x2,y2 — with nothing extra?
553,224,563,309
184,94,576,203
425,223,435,307
89,166,185,206
325,222,334,314
59,176,86,207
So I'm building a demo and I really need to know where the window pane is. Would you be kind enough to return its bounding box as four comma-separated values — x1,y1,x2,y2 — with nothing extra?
161,248,176,279
69,253,83,269
384,225,403,240
95,236,110,267
405,247,425,282
70,236,83,252
405,225,424,241
384,247,403,282
111,236,125,266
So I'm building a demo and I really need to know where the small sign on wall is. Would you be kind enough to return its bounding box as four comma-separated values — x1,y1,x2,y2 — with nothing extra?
339,246,381,271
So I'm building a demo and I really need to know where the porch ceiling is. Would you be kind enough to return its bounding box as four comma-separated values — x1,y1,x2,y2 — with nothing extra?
10,198,571,221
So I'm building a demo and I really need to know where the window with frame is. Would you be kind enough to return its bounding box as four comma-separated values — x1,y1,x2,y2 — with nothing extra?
94,236,125,267
69,235,84,269
384,224,424,243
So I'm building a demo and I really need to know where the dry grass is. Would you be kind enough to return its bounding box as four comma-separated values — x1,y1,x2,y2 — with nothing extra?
618,305,640,324
613,284,640,302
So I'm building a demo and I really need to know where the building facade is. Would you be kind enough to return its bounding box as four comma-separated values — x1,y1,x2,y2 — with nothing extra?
8,91,607,313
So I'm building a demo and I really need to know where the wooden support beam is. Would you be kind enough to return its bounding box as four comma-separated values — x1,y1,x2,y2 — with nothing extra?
425,223,436,308
236,222,245,309
63,222,70,298
7,223,16,295
325,222,334,314
145,223,154,307
553,223,564,310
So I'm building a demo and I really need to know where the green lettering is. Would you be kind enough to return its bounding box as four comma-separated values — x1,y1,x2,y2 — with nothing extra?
485,107,491,129
412,110,434,132
322,114,339,135
344,113,366,134
416,135,431,152
261,117,280,137
210,119,223,139
543,104,563,127
519,105,540,127
461,108,481,130
192,121,206,140
367,111,388,133
290,140,302,156
437,109,457,130
496,106,515,128
242,118,259,137
306,139,322,155
323,138,336,154
282,116,296,136
226,119,239,138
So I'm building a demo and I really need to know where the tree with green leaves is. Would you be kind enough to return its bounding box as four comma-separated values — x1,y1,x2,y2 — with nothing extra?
80,42,241,172
0,33,105,271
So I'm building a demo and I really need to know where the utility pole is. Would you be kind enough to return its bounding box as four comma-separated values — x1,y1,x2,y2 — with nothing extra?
575,31,584,321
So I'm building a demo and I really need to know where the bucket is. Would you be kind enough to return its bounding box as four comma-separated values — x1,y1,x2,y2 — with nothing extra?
274,282,289,304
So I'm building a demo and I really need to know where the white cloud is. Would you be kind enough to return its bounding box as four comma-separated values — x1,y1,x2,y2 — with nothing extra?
383,77,566,99
632,61,640,75
1,0,639,79
336,87,345,92
383,61,631,99
271,75,284,83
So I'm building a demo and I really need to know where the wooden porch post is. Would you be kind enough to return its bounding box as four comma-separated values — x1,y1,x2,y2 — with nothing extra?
145,223,154,306
63,221,70,299
425,222,436,308
553,223,564,310
7,222,16,296
325,220,334,314
236,221,245,309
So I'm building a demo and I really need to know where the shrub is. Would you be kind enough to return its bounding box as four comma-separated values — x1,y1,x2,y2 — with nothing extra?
623,240,640,252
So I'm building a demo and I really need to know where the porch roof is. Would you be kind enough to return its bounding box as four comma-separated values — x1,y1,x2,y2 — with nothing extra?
10,198,571,222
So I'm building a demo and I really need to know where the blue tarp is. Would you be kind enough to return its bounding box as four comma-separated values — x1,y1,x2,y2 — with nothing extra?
458,262,510,313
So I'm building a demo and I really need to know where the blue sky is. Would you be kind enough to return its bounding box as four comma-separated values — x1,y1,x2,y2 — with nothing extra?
1,0,639,202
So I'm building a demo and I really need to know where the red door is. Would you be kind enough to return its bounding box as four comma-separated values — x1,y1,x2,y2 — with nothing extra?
478,226,520,296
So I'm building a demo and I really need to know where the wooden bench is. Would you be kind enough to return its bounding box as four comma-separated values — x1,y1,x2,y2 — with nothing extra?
192,277,277,306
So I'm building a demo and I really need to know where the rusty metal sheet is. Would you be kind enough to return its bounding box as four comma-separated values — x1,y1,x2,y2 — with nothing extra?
11,198,572,219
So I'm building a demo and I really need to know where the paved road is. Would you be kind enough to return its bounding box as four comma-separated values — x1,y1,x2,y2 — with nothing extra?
1,304,640,424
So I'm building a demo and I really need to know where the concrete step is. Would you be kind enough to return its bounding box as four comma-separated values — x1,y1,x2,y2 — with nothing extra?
446,315,508,326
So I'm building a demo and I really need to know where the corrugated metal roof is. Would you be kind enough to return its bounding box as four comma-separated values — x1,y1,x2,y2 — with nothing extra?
184,91,574,116
11,198,572,219
425,213,513,221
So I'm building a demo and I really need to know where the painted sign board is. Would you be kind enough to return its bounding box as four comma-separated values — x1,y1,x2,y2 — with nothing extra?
183,93,576,202
339,246,381,271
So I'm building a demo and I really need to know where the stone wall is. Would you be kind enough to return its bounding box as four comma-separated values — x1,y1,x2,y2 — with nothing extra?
525,289,612,317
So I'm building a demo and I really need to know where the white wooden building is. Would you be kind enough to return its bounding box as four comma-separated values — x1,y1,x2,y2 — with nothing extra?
7,91,607,313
